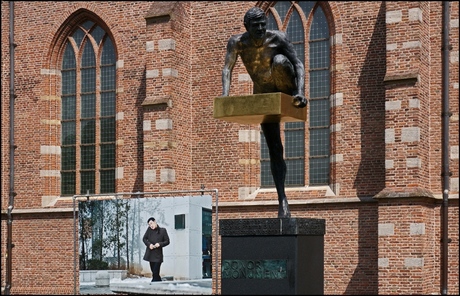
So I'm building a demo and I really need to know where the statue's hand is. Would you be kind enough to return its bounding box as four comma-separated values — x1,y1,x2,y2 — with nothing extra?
292,95,307,108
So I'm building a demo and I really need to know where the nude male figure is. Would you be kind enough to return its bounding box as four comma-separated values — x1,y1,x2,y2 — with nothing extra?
221,7,307,218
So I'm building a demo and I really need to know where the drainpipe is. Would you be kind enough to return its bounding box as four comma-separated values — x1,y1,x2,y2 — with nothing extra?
213,189,219,293
5,1,17,295
440,1,451,295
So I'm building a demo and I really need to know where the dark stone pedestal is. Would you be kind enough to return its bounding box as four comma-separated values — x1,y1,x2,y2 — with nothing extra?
219,218,325,295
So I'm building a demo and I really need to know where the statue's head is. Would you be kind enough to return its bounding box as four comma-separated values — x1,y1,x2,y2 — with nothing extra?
243,7,267,39
244,7,267,29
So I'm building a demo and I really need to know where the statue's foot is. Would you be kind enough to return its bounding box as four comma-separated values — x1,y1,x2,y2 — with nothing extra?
278,198,291,218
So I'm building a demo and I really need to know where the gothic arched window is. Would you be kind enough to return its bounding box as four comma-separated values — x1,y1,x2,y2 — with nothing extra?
61,20,116,195
263,1,331,186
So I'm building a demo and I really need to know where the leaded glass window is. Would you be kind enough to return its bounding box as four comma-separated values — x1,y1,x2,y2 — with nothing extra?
263,1,331,187
61,20,116,195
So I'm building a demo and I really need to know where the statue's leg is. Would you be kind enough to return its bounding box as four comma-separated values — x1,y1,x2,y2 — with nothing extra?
271,54,296,95
261,122,291,218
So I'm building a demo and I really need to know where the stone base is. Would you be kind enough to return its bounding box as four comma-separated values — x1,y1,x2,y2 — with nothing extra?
95,270,110,287
213,92,307,124
219,218,325,295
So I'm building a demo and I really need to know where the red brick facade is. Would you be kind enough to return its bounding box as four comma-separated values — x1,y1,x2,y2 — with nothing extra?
1,1,458,295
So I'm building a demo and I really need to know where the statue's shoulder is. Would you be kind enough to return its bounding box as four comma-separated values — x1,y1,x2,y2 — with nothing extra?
266,30,291,47
228,32,248,49
229,32,244,41
267,29,287,39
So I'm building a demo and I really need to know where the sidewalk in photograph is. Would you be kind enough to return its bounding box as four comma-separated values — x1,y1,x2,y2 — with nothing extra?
80,278,213,295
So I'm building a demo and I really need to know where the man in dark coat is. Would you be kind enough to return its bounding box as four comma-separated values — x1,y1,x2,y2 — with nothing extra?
143,217,170,282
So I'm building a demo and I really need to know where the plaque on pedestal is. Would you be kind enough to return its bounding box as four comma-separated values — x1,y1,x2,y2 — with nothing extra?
213,92,306,124
219,218,325,295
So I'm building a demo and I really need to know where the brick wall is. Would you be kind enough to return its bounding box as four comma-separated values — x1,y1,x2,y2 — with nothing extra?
1,1,458,295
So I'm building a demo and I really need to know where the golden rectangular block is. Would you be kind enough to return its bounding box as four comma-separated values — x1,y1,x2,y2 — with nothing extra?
213,92,306,124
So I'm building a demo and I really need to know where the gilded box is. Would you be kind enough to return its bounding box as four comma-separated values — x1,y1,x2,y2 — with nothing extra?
213,92,306,124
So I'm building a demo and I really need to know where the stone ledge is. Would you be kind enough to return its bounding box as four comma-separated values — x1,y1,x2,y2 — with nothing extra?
374,187,434,199
142,96,170,106
80,270,128,283
0,207,74,214
145,2,177,20
215,196,376,208
384,71,418,85
95,271,110,287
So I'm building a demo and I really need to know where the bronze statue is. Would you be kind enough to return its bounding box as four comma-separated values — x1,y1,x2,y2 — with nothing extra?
221,7,307,218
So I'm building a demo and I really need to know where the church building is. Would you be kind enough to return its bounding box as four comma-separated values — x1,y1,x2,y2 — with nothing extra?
1,1,458,295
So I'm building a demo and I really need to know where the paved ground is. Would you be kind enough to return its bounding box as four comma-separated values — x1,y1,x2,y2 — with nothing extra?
80,278,213,295
80,284,117,295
